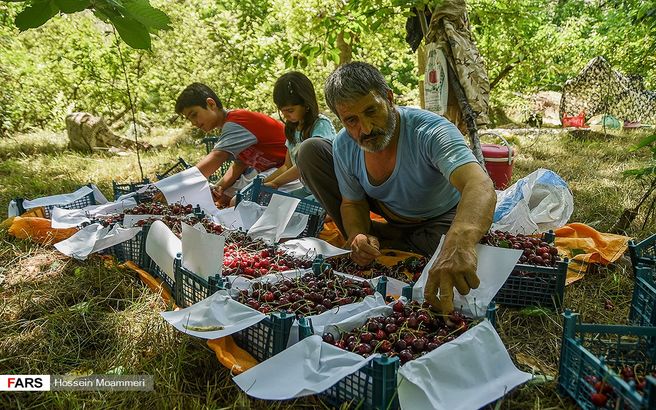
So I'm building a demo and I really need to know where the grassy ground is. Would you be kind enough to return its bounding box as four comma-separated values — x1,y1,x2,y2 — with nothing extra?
0,126,654,409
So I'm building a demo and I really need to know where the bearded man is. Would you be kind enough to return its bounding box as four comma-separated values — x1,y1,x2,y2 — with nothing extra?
296,62,496,313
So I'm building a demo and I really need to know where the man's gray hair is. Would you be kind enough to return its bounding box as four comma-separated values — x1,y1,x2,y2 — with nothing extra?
324,62,392,116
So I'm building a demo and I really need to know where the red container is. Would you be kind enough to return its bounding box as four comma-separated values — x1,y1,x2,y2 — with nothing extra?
481,142,516,190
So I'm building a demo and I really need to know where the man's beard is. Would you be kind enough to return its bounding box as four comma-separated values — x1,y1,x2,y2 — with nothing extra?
358,106,397,153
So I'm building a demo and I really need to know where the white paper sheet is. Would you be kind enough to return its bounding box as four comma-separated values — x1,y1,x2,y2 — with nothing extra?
54,223,141,260
90,184,109,204
21,185,93,210
247,194,301,243
412,240,522,317
154,166,219,215
160,291,266,339
233,335,378,400
287,293,388,347
181,222,225,279
145,220,182,280
279,238,350,259
212,207,245,230
50,198,137,228
397,320,532,410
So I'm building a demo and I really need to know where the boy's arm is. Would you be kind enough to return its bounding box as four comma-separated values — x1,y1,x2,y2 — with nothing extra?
217,160,249,190
196,150,231,179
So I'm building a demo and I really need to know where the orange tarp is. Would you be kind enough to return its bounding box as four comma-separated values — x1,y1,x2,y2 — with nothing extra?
554,223,630,284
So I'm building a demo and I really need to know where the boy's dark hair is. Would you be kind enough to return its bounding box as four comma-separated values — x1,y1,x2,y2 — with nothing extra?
273,72,319,144
175,83,222,114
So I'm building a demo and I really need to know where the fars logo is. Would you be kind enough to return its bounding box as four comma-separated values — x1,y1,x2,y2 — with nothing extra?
0,375,50,391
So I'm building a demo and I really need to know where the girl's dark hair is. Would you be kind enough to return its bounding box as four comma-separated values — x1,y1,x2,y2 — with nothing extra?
273,72,319,144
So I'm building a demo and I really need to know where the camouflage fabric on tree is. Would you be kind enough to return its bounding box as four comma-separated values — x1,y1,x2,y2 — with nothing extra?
426,0,491,129
560,56,656,125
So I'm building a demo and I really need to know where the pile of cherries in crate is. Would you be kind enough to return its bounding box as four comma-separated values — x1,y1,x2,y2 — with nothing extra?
480,230,561,267
584,366,656,407
328,254,428,283
222,231,312,278
235,266,374,315
323,300,473,363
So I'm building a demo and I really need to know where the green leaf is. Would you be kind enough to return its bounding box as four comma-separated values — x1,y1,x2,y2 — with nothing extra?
15,0,59,31
54,0,91,13
519,307,549,317
123,0,171,31
629,134,656,152
112,16,151,49
571,248,586,257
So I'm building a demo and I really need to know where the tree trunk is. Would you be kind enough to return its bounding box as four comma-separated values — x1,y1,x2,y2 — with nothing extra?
418,43,426,109
65,112,150,152
336,31,352,65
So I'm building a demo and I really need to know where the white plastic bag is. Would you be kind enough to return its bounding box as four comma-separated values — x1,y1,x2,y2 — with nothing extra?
491,168,573,235
424,42,448,115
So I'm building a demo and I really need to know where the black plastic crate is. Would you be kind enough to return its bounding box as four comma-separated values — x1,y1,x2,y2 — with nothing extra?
232,312,295,362
629,234,656,275
202,137,219,154
112,179,151,201
494,259,569,309
156,157,191,180
14,184,97,218
558,310,656,409
235,177,326,238
630,266,656,327
322,356,399,410
173,258,225,308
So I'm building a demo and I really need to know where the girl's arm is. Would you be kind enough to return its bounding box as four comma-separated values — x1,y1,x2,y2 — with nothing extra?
263,152,294,187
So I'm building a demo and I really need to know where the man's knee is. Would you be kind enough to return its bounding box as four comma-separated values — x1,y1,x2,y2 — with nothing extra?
297,138,331,169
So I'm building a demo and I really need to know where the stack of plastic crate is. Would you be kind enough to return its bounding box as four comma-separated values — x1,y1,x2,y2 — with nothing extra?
558,310,656,409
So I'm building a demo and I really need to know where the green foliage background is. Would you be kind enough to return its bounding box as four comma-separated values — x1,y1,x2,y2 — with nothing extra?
1,0,655,136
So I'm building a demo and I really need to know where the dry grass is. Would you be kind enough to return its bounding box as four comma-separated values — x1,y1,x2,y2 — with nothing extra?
0,126,654,409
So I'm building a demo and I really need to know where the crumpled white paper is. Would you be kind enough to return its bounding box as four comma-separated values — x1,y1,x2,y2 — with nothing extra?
412,239,522,317
397,320,532,410
160,290,266,339
54,223,141,260
287,293,388,347
247,194,308,243
181,222,225,280
279,237,350,259
145,220,181,280
50,198,137,228
154,166,219,216
8,184,108,217
233,334,378,400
